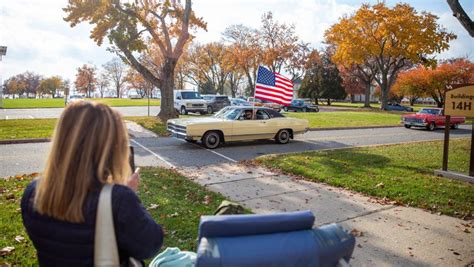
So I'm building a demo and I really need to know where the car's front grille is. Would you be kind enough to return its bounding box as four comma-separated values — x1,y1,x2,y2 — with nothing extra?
192,104,204,107
404,118,424,123
167,123,187,135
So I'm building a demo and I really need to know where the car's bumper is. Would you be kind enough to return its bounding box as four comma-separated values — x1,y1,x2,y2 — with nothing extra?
401,121,428,127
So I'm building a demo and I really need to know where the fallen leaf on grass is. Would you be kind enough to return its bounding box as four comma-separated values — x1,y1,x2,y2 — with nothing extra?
464,228,471,233
350,228,364,237
375,182,384,188
0,246,15,256
203,195,211,205
147,204,159,211
14,236,24,243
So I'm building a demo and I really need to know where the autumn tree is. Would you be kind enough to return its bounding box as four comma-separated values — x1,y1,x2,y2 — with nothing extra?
64,0,206,121
75,64,96,98
96,72,110,98
339,66,366,103
37,76,63,97
325,3,456,110
223,24,262,95
185,42,231,94
103,58,127,98
259,12,299,73
4,76,27,98
126,68,154,98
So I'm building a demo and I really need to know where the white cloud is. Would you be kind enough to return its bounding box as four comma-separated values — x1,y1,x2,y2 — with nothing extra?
0,0,472,83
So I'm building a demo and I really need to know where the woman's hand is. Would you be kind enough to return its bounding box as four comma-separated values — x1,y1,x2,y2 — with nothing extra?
127,168,140,192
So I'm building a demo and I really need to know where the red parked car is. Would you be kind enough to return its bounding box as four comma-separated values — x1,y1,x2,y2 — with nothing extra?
401,108,465,131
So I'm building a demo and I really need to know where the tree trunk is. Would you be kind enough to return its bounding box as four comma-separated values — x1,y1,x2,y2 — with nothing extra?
363,83,371,108
327,98,331,106
380,84,389,110
409,97,416,106
158,58,178,122
350,94,355,103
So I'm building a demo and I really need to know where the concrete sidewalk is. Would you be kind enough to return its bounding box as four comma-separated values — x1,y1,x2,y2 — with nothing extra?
179,163,474,266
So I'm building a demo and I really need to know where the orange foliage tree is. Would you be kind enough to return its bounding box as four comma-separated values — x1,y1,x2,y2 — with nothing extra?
325,3,456,110
75,64,96,98
64,0,206,121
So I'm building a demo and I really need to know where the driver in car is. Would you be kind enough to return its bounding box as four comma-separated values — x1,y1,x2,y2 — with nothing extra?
244,110,253,120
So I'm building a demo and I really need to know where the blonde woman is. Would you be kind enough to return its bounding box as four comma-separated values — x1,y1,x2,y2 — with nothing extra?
21,101,163,266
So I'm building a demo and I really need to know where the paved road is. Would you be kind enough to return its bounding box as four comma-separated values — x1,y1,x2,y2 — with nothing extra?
0,106,162,119
0,105,354,119
1,125,471,177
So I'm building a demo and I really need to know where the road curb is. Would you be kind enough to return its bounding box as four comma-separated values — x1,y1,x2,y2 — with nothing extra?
308,125,401,131
0,138,50,145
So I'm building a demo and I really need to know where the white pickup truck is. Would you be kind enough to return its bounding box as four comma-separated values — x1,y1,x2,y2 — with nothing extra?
174,90,208,115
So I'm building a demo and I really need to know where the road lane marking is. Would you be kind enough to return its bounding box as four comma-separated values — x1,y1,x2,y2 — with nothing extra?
178,139,238,163
130,139,175,168
5,116,8,120
28,115,34,119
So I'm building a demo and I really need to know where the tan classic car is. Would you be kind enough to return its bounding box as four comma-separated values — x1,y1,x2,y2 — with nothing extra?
167,106,309,149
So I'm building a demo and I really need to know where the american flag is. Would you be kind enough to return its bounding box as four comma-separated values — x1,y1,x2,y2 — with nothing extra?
255,66,293,106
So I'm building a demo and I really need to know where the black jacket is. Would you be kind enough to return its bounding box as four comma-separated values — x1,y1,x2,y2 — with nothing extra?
21,180,163,266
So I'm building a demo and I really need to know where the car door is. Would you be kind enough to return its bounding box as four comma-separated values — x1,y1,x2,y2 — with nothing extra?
231,109,271,141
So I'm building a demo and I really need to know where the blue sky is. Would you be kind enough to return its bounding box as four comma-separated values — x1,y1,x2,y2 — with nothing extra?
0,0,473,83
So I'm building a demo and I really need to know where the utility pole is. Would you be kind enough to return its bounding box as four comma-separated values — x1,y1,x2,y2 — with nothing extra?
0,46,7,109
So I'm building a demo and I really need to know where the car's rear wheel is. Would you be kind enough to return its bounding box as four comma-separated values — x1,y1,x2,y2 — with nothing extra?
404,124,412,128
302,107,307,112
275,129,290,144
451,124,459,129
202,131,221,149
180,106,188,115
427,122,436,131
283,106,288,112
207,106,213,114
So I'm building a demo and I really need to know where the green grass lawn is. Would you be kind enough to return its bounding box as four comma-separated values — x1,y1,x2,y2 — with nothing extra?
125,116,169,137
2,98,160,109
285,111,402,128
0,119,57,140
256,138,473,219
0,167,228,266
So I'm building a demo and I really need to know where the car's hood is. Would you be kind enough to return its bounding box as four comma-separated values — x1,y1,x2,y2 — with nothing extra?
168,117,228,126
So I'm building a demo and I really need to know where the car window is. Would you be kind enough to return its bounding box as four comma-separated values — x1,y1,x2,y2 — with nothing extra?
181,92,201,99
225,108,241,120
203,96,213,100
266,109,284,118
256,110,270,120
419,109,440,115
239,109,255,120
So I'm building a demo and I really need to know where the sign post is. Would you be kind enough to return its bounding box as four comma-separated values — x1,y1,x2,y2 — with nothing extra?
437,84,474,182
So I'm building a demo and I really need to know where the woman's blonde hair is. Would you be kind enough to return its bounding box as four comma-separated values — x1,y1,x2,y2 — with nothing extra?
35,101,131,223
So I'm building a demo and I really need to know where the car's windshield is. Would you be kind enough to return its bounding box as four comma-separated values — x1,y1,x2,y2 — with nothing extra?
181,92,201,99
212,106,231,118
418,109,440,115
213,108,241,120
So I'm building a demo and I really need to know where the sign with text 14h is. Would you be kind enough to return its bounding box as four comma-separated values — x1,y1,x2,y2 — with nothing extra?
445,85,474,117
255,66,293,106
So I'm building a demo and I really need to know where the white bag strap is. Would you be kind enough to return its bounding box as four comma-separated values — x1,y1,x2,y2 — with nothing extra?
94,184,120,267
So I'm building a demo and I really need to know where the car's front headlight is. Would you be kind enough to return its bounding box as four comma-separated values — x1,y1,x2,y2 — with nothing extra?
186,103,192,107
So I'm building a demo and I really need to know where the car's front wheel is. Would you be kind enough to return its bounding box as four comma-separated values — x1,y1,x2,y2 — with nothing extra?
404,124,412,129
207,106,213,114
180,106,188,115
283,106,288,112
427,122,436,131
202,131,221,149
451,124,459,129
302,107,307,112
275,129,291,144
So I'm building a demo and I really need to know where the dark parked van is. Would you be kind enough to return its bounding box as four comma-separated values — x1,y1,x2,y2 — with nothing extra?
202,95,231,114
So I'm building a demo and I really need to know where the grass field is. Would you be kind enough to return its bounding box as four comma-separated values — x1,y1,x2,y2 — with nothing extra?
0,167,229,266
0,119,57,140
256,138,473,219
285,111,402,128
1,98,161,109
125,116,169,137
